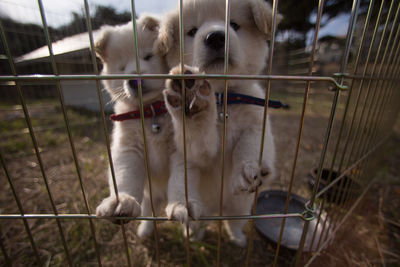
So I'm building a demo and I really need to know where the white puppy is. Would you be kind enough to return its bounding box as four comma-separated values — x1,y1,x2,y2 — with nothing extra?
95,16,171,238
158,0,281,246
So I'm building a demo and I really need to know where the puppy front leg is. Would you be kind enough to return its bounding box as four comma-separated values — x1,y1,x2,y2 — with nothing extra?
137,192,162,238
163,65,219,164
231,126,275,194
96,149,145,223
166,151,203,224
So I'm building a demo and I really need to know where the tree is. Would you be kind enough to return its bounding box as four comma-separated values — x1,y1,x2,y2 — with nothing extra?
273,0,372,48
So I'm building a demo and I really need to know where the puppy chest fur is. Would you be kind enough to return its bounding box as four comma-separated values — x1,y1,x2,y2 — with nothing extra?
95,16,172,239
159,0,281,247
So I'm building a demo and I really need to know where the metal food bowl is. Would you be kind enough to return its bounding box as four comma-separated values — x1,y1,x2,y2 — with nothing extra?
254,190,330,252
307,168,361,203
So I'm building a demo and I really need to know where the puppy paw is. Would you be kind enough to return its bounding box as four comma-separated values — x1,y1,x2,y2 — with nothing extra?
96,193,141,224
232,161,264,194
163,65,212,117
229,232,247,248
182,223,206,242
165,200,203,224
260,164,271,177
137,220,154,238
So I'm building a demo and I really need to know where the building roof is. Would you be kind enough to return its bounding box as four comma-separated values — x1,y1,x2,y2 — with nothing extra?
15,29,103,63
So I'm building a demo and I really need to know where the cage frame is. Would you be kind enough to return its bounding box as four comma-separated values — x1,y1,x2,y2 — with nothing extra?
1,0,400,266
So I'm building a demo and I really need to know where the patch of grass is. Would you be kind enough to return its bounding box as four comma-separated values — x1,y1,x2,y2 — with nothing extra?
0,118,27,132
43,130,65,148
1,95,399,266
0,100,104,159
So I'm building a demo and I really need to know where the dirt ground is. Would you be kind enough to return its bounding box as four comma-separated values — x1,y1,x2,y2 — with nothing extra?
310,133,400,267
0,87,399,266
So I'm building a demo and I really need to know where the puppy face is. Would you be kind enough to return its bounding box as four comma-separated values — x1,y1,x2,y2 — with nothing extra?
157,0,282,76
96,15,167,105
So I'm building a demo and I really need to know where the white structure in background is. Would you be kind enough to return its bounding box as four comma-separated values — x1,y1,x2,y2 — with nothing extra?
16,29,113,112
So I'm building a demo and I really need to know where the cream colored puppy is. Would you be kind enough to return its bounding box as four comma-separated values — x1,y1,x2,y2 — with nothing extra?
158,0,280,246
95,16,172,238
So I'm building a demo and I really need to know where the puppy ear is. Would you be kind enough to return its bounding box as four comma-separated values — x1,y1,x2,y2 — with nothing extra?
95,26,112,62
138,14,160,32
155,14,175,55
250,0,282,40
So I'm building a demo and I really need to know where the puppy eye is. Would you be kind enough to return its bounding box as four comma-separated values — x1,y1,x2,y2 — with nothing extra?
144,53,153,61
187,27,198,37
230,22,240,31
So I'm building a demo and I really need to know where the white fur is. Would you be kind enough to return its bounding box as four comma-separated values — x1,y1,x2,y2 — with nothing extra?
158,0,280,246
95,16,172,238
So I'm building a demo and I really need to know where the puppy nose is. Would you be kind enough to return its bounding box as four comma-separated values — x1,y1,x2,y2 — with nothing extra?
204,31,225,50
128,79,141,90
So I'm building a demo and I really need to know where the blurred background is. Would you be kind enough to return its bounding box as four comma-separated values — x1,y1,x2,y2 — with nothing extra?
1,0,399,266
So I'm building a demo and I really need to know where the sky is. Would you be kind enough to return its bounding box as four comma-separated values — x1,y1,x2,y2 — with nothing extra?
307,13,350,45
0,0,177,26
0,0,349,39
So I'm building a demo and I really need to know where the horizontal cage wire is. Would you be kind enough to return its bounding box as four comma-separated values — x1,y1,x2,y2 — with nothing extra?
0,0,399,266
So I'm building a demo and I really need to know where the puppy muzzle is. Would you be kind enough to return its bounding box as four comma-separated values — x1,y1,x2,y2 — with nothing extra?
204,31,225,51
126,79,145,97
200,29,238,70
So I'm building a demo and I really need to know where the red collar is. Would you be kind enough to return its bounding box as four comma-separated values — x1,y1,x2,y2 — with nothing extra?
110,101,167,122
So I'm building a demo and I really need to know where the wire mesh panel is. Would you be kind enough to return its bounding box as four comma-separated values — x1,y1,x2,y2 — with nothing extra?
0,0,399,266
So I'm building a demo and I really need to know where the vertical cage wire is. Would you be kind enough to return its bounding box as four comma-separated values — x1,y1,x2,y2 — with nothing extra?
308,0,361,252
336,0,388,183
129,1,161,265
0,22,42,266
177,0,192,266
216,0,231,265
339,4,400,212
36,1,103,265
358,16,400,158
308,130,392,264
245,0,280,266
81,1,132,266
333,0,398,239
0,152,41,265
0,231,11,267
365,43,400,146
341,38,400,210
370,72,399,145
320,0,387,245
343,0,396,174
328,1,396,238
333,152,377,250
292,0,326,264
356,13,400,169
274,0,326,265
334,0,385,188
313,0,376,249
82,6,119,205
304,168,379,267
328,38,396,264
339,2,394,175
0,0,399,265
375,45,400,138
1,3,73,265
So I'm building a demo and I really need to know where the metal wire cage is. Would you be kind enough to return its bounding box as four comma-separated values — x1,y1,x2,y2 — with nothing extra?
0,0,399,266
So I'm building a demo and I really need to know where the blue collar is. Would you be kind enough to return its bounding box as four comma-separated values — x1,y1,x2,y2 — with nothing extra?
215,92,289,109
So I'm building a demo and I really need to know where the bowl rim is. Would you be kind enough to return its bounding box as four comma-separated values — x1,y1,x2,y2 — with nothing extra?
254,190,324,252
